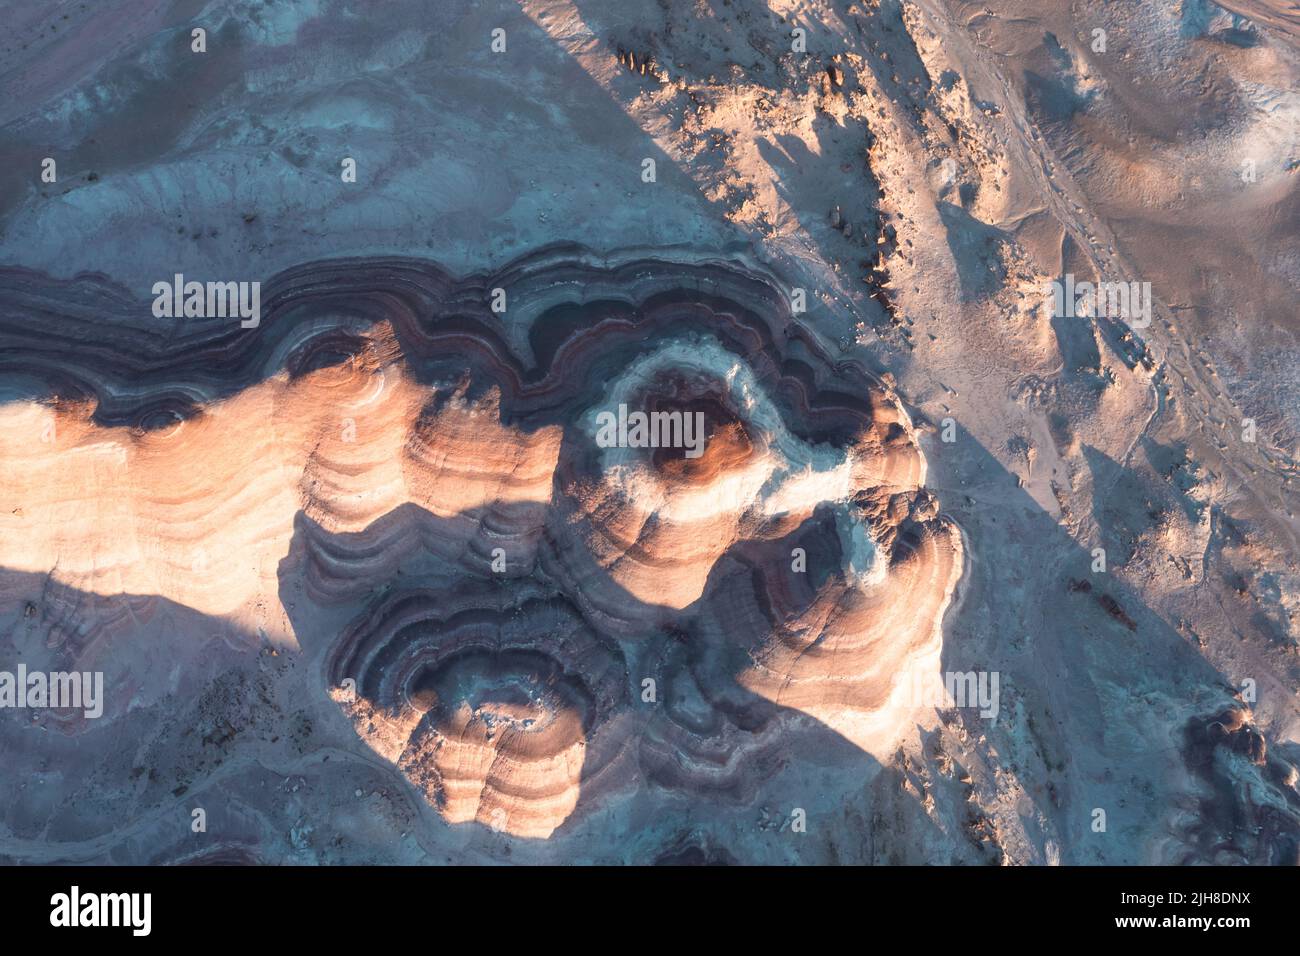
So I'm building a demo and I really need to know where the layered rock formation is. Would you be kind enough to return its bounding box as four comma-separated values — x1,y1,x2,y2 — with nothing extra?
0,247,961,838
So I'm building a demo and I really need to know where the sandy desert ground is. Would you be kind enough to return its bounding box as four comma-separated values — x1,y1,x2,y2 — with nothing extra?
0,0,1297,864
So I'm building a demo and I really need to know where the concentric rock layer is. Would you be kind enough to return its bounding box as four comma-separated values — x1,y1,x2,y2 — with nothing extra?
0,246,962,836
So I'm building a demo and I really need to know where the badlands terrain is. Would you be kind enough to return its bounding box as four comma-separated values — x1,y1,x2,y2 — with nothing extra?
0,0,1297,864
